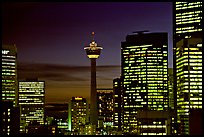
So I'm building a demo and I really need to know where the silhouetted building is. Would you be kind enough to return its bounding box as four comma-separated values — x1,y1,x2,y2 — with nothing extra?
173,2,203,135
68,97,88,135
18,79,45,133
45,103,68,135
1,100,20,135
84,32,103,128
2,44,18,107
121,31,168,134
113,78,123,132
136,110,172,135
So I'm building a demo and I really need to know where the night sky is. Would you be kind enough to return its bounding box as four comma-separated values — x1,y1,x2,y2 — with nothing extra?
2,2,173,103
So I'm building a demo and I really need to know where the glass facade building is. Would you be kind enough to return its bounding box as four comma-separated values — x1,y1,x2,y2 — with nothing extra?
18,80,45,133
173,1,202,135
121,32,168,134
175,36,202,135
2,44,18,106
174,2,202,41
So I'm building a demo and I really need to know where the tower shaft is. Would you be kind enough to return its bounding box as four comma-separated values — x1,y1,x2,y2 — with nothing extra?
90,58,98,126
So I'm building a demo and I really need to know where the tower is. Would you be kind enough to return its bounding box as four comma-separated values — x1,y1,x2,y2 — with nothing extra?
84,32,103,128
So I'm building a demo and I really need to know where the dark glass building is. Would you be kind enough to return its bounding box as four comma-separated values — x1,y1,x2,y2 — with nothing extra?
121,31,168,135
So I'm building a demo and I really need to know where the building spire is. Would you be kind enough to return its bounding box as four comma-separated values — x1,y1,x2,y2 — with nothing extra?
91,32,95,42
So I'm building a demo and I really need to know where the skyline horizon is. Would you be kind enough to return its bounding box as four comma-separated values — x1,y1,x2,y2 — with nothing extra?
3,2,173,103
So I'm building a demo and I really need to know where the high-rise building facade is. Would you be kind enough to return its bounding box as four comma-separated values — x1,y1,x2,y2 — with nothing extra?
96,88,114,130
121,32,168,134
18,79,45,133
174,2,202,41
2,44,18,106
68,97,88,134
173,2,202,135
175,35,202,135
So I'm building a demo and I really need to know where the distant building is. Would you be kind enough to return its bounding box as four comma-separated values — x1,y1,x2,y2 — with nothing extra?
18,79,45,133
121,31,169,134
96,88,114,130
68,97,88,135
113,78,123,132
45,103,69,135
1,100,20,135
2,44,18,107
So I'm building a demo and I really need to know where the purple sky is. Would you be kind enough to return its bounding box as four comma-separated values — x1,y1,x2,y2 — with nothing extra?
2,2,173,103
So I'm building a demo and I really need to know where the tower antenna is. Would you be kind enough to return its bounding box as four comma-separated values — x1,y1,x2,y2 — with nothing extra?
91,32,95,42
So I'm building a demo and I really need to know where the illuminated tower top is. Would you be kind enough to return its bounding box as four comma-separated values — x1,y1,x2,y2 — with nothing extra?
84,32,103,59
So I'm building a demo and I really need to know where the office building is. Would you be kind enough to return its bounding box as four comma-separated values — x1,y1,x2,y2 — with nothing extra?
173,2,202,135
175,34,202,135
68,97,88,134
97,88,114,134
113,78,123,132
174,2,202,41
18,79,45,133
121,31,168,134
2,44,18,106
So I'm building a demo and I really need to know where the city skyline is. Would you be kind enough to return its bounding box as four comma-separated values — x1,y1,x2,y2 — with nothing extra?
2,2,173,103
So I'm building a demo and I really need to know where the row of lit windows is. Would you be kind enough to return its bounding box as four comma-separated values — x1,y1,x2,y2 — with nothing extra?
176,28,202,33
176,4,201,10
2,58,16,62
2,69,16,73
2,55,16,58
2,72,16,75
176,16,202,22
2,62,16,65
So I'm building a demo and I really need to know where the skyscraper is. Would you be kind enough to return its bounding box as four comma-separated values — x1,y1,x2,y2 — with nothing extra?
174,2,202,41
175,34,202,135
18,79,45,133
173,2,202,135
2,44,18,106
121,31,168,134
84,32,103,128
